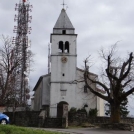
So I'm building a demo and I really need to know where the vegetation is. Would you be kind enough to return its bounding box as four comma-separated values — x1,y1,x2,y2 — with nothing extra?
0,36,17,106
69,107,87,115
0,125,61,134
77,108,87,114
0,35,33,111
89,108,98,117
120,98,129,117
105,97,129,117
69,107,77,113
84,44,134,123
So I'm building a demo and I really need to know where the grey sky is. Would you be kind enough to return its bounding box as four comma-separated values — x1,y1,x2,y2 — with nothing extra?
0,0,134,115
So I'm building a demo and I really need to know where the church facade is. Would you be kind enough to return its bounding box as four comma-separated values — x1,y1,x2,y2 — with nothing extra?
32,8,104,117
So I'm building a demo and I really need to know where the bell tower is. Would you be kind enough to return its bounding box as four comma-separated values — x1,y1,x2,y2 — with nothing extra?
50,8,77,117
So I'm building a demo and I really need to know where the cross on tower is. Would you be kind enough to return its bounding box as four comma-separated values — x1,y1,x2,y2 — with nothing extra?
61,0,66,9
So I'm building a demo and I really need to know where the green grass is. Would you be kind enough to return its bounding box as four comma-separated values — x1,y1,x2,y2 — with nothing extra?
0,125,62,134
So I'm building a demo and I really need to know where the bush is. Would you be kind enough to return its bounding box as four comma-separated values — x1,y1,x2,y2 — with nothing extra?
69,107,77,113
89,108,98,117
77,108,87,113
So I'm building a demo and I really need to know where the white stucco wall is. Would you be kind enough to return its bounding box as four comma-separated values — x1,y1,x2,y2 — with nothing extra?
33,81,42,111
51,56,76,82
31,98,34,110
42,75,50,105
97,96,104,116
33,69,104,116
50,83,76,117
75,69,97,111
49,68,105,117
50,33,77,117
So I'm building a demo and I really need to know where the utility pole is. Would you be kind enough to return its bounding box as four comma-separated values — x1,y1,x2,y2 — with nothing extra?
12,0,32,106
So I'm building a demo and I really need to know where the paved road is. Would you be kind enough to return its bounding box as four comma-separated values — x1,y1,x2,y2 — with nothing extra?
43,128,134,134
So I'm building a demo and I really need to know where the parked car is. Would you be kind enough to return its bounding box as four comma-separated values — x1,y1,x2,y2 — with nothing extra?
0,113,9,124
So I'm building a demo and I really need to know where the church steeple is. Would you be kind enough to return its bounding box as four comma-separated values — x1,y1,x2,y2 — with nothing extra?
50,7,77,117
53,9,75,34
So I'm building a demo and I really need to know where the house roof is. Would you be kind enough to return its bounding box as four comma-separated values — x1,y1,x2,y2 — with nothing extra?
33,73,50,91
54,9,74,29
96,88,106,94
76,67,98,77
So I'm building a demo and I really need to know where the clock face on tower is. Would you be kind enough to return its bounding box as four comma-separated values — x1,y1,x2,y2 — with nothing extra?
61,56,67,63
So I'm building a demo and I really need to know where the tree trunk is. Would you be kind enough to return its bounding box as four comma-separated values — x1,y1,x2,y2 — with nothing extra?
110,103,120,123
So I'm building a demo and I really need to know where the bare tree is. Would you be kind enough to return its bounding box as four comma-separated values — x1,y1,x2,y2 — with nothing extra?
0,35,33,109
0,35,17,106
84,44,134,123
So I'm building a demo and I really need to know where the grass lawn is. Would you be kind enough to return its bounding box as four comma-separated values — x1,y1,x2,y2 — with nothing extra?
0,125,62,134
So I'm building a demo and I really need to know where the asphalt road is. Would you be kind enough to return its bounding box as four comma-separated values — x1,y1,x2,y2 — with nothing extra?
43,128,134,134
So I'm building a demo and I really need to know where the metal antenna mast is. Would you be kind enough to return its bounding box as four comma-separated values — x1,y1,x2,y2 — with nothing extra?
12,0,32,106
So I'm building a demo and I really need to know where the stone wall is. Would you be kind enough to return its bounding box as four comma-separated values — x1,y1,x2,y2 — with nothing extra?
68,111,134,126
89,117,134,124
4,111,40,127
4,111,134,129
43,118,66,128
69,111,87,125
101,123,134,131
4,111,67,128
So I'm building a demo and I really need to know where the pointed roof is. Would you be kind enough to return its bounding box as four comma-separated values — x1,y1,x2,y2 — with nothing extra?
54,9,74,29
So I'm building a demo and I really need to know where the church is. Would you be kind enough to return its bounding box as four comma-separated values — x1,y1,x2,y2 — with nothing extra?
32,8,104,117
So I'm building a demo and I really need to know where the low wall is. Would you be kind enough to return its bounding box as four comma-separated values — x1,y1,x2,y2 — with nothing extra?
4,111,67,128
4,111,40,127
44,118,66,128
69,111,87,125
4,111,134,128
89,117,134,124
68,112,134,125
101,123,134,131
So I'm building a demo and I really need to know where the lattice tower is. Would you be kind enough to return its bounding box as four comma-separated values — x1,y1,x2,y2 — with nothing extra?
12,0,32,106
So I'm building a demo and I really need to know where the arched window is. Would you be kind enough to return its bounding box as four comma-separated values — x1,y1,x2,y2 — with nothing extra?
65,41,69,53
59,41,63,53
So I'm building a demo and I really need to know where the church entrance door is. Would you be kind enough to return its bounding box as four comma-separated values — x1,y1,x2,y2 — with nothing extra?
57,101,68,118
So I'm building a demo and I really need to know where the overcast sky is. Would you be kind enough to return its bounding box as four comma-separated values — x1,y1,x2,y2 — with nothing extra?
0,0,134,115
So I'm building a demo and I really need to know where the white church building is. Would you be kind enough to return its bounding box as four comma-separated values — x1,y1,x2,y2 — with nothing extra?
32,8,104,117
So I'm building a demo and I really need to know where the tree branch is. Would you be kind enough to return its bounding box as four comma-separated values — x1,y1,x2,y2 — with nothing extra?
84,71,108,101
119,52,133,81
120,87,134,101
